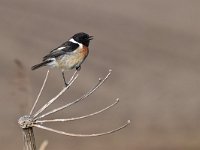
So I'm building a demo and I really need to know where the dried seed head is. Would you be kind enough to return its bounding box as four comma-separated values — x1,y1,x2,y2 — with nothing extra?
18,115,34,128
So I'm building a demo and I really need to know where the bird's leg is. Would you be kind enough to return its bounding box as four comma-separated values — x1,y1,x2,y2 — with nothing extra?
61,66,81,87
62,71,68,87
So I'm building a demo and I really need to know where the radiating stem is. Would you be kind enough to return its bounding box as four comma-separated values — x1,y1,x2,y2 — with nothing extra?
33,120,130,137
36,98,119,123
30,70,49,115
33,74,78,118
34,70,112,120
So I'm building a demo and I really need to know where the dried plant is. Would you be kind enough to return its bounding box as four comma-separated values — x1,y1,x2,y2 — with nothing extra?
18,69,130,150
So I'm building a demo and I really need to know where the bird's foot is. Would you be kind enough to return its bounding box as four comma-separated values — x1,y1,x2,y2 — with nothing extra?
76,66,81,71
64,82,69,87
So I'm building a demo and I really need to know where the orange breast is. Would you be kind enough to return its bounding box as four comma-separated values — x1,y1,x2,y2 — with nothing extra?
81,45,89,57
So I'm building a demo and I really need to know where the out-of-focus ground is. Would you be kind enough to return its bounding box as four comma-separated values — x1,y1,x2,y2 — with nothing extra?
0,0,200,149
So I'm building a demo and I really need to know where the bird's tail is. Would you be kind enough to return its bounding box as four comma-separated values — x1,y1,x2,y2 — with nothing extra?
31,60,52,70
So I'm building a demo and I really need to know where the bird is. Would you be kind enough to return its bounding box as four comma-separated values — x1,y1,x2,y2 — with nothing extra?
31,32,93,86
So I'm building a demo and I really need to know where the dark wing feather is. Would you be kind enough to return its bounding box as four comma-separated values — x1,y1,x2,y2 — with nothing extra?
43,50,65,61
43,41,79,61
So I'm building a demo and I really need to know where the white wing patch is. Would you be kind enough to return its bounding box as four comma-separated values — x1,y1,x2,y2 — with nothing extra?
69,38,83,48
57,46,66,50
69,38,79,44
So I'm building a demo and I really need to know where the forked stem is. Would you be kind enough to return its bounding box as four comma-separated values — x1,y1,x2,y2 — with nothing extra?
34,70,112,120
33,120,130,137
30,70,49,115
36,98,119,123
33,73,78,118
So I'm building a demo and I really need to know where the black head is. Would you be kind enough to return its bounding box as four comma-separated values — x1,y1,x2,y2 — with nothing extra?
72,32,93,47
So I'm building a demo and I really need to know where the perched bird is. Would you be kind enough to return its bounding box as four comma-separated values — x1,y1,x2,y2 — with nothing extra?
31,32,93,86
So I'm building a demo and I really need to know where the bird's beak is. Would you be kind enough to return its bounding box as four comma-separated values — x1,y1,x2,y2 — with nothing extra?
89,36,94,40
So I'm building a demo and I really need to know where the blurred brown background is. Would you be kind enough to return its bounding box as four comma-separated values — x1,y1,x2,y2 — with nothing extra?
1,0,200,149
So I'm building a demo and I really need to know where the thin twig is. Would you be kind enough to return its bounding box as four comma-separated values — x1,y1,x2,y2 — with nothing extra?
36,98,119,123
34,70,112,120
33,74,79,118
33,120,130,137
30,70,49,115
68,70,78,83
38,140,48,150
